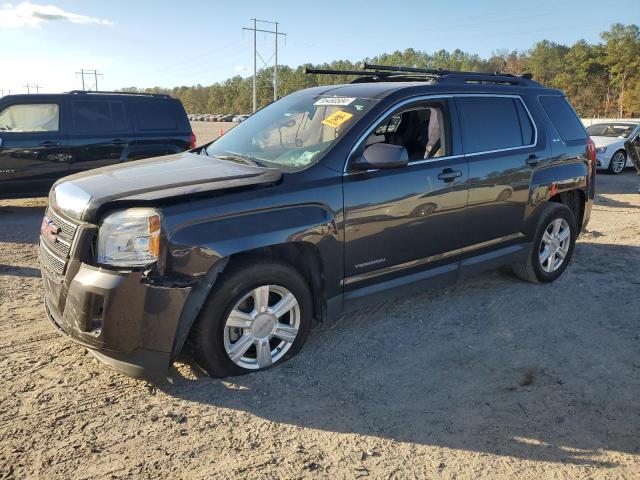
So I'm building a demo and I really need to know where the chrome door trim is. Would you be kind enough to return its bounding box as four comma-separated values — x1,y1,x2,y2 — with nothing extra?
343,93,539,174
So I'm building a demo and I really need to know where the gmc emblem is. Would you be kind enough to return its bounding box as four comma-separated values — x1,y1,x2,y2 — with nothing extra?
41,216,60,243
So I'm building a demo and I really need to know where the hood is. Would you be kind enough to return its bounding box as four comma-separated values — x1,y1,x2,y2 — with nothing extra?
590,136,626,149
50,151,282,221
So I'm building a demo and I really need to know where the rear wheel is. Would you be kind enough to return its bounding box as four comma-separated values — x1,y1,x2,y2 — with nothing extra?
189,259,312,377
512,203,577,283
607,150,627,174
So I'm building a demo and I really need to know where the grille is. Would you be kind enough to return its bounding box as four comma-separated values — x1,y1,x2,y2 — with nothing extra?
39,243,67,275
46,208,77,242
39,208,80,276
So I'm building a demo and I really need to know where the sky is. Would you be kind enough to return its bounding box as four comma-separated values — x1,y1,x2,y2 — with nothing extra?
1,0,639,94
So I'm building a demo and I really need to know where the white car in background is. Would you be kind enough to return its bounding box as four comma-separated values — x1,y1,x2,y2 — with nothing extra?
587,122,640,174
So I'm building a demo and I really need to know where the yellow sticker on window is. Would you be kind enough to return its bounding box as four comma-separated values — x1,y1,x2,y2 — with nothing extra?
321,110,354,128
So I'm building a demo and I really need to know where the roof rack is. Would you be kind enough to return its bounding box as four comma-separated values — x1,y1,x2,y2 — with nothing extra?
304,64,538,87
66,90,172,98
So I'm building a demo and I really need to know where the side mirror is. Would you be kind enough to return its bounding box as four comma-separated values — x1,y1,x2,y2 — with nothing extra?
352,143,409,170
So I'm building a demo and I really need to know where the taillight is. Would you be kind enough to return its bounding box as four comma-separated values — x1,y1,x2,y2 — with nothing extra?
190,132,196,149
587,137,596,162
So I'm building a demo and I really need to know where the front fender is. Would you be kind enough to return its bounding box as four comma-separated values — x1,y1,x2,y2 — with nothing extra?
167,204,339,276
164,204,340,360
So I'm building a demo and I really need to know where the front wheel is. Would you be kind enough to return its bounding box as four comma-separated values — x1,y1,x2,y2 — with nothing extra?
189,259,313,377
607,150,627,174
512,203,577,283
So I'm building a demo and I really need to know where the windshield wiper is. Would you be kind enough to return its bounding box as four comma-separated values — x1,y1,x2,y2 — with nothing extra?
213,152,265,167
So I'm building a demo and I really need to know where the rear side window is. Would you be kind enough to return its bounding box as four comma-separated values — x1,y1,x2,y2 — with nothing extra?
458,97,533,154
73,101,128,132
539,96,586,142
132,102,177,131
0,103,59,132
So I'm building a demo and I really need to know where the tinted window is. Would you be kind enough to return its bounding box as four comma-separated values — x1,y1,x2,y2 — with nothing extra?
458,97,525,153
539,96,586,142
515,99,535,145
73,101,127,132
0,103,59,132
133,102,177,130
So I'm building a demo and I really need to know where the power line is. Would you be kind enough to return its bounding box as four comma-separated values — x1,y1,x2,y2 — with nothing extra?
242,19,286,112
23,84,42,94
76,69,103,91
0,89,12,97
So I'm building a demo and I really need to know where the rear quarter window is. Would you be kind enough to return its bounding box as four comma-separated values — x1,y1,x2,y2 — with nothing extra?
132,101,177,131
539,96,586,142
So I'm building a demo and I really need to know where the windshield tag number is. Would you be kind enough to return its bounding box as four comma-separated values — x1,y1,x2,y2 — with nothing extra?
314,97,356,106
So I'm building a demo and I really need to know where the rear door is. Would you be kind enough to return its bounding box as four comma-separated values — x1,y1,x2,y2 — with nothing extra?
67,98,133,174
0,98,69,197
625,126,640,173
456,94,546,245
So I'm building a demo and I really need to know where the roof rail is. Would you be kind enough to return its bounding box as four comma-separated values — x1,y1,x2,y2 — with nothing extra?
304,64,539,87
66,90,172,98
361,63,538,86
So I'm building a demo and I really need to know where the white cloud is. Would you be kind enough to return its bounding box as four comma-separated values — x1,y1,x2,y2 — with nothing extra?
235,66,251,73
0,2,114,28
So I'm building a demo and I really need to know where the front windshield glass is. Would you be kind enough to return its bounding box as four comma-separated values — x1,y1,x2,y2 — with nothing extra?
587,123,636,138
204,92,379,170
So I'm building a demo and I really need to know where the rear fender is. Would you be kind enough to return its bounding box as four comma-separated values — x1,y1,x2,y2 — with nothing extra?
524,161,589,237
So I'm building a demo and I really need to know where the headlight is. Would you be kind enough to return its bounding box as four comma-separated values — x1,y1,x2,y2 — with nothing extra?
595,146,607,154
97,208,161,267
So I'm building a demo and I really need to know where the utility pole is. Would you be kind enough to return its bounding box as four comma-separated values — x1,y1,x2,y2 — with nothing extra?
76,69,103,91
0,89,11,97
23,84,42,94
242,19,286,113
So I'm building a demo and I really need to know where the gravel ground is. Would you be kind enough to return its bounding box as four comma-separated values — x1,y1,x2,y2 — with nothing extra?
0,171,639,480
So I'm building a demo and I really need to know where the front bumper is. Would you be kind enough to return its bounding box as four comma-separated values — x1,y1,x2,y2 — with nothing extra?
43,262,191,379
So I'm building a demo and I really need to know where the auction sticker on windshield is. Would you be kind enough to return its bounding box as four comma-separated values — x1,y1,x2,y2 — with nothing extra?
322,110,354,128
314,97,356,106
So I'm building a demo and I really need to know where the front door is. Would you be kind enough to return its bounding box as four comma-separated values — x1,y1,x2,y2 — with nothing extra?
0,100,69,197
343,99,469,293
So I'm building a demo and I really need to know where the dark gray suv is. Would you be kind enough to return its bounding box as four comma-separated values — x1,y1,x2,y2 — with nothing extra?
39,66,595,379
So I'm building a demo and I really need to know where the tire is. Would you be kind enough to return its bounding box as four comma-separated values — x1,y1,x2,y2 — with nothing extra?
607,150,627,175
512,203,577,283
189,258,313,377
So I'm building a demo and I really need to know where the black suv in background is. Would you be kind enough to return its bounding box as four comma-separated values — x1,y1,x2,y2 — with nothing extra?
40,65,595,379
0,91,194,198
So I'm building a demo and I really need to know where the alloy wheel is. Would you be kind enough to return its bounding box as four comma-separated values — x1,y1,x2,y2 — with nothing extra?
538,218,571,273
611,152,626,174
223,285,300,369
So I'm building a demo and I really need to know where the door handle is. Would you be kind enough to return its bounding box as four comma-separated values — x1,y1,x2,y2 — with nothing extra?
39,141,61,147
437,168,462,183
525,154,540,166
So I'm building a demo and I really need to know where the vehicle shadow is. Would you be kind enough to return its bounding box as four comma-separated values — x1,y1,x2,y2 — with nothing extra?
0,264,41,278
160,242,640,467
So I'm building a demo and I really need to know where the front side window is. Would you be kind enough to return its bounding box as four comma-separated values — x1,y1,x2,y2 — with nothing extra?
0,103,59,132
204,93,379,170
73,101,128,132
458,97,532,154
363,102,449,161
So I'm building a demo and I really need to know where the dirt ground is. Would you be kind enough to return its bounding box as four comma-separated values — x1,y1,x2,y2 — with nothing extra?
1,168,639,480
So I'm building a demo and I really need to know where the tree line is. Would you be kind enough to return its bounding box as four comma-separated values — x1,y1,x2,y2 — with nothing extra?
120,23,639,118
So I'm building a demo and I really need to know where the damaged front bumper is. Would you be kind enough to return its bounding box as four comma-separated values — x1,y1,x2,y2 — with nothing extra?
43,262,191,379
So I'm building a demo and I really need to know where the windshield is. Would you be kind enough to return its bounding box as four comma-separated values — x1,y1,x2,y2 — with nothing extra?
204,92,379,170
587,123,636,138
